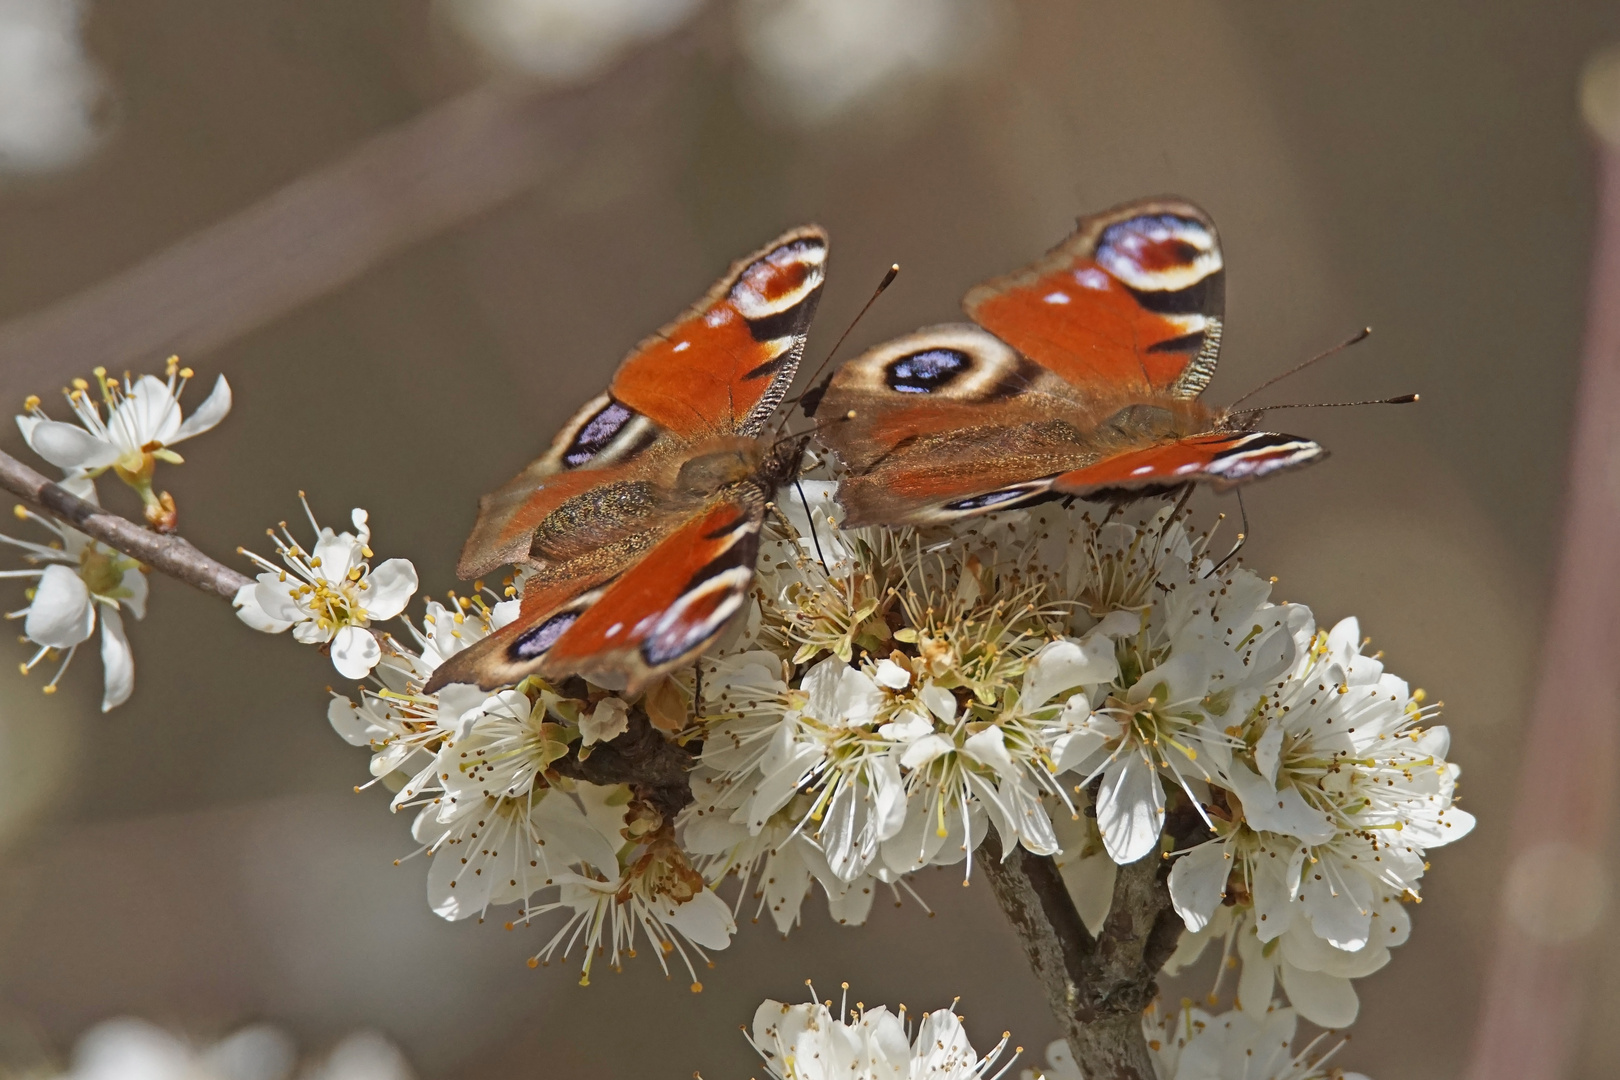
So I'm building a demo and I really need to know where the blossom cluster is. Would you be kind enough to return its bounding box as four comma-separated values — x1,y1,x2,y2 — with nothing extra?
4,359,230,710
29,1017,412,1080
1025,998,1368,1080
684,476,1473,1027
749,986,1015,1080
293,555,736,989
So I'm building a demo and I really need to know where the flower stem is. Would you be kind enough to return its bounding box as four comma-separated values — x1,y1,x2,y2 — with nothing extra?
0,447,250,600
979,834,1182,1080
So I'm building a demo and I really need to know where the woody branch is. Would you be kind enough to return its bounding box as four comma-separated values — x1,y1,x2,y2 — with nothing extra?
0,446,250,600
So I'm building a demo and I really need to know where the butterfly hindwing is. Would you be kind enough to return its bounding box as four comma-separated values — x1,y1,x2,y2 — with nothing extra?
456,226,826,579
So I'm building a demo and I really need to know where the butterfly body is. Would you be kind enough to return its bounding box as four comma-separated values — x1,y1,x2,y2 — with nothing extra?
426,227,827,694
811,199,1324,526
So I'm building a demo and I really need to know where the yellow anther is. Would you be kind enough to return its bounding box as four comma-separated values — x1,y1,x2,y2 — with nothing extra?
22,394,38,410
13,505,26,520
179,367,194,379
71,377,88,390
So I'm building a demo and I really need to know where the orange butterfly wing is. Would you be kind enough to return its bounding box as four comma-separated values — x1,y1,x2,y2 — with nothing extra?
432,226,826,692
458,226,827,579
814,199,1323,525
964,198,1225,400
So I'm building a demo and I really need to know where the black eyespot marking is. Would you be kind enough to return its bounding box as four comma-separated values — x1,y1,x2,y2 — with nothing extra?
885,348,971,394
563,400,634,468
510,611,579,661
746,286,821,344
1127,273,1223,316
945,486,1040,512
1146,331,1207,354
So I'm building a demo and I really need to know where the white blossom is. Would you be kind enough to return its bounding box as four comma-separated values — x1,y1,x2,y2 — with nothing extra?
17,358,230,528
750,989,1014,1080
42,1017,413,1080
1161,617,1473,1026
442,0,703,82
0,0,106,175
735,0,1002,125
1024,999,1366,1080
1,484,145,711
234,499,417,679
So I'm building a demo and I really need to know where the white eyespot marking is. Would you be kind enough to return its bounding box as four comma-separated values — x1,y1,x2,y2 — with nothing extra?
606,622,624,638
1202,436,1324,480
730,237,828,321
1095,213,1222,293
1131,465,1155,476
672,341,690,353
1074,268,1111,291
641,567,753,667
1043,290,1071,305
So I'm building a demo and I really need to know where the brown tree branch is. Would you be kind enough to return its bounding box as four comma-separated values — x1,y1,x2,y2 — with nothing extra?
0,447,251,600
981,834,1181,1080
550,710,696,823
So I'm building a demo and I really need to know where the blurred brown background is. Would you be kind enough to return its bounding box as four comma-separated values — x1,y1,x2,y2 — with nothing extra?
0,1,1613,1076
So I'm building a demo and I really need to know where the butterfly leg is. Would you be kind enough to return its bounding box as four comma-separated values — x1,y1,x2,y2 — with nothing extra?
1206,488,1250,577
793,479,831,573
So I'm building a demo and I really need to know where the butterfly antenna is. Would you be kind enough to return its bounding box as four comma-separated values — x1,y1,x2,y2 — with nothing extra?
1246,394,1418,414
774,262,900,437
1227,327,1373,410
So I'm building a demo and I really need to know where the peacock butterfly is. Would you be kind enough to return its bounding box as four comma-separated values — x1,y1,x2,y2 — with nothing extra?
806,198,1325,526
426,226,827,694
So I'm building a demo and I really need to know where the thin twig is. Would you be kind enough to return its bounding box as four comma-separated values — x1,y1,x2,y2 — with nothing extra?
0,447,251,601
980,834,1182,1080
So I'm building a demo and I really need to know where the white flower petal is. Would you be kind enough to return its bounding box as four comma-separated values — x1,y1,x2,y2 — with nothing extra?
1276,962,1360,1028
580,696,630,745
1023,636,1118,707
918,682,957,722
1095,752,1164,864
124,374,184,445
961,726,1016,775
25,563,95,647
97,603,134,711
361,558,418,620
330,624,381,679
24,418,120,469
1168,839,1231,933
172,373,232,441
662,888,735,950
873,657,911,689
233,581,293,633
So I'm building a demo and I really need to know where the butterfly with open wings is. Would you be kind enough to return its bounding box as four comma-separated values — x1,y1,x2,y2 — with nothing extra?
424,227,827,695
807,198,1326,526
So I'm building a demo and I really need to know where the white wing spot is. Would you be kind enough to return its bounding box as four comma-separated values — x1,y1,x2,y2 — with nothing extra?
1132,465,1155,476
1043,291,1071,305
1075,268,1111,291
606,622,624,637
1175,462,1200,475
673,341,690,353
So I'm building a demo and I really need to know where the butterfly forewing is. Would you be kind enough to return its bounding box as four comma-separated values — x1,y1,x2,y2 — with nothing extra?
964,198,1226,400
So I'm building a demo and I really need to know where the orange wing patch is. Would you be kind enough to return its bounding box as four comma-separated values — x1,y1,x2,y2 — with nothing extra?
540,492,764,691
612,227,827,438
1049,432,1325,495
964,199,1224,400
